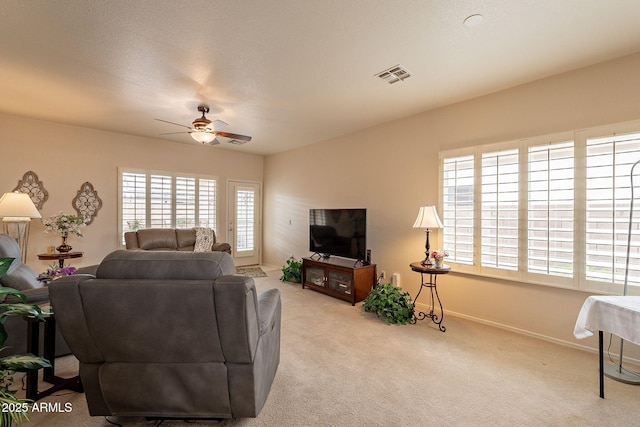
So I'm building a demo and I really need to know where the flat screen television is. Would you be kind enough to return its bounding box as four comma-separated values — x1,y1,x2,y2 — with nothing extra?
309,208,367,261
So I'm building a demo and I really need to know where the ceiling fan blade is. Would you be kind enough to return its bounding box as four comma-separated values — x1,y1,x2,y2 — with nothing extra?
159,131,189,135
209,137,221,145
215,131,252,142
211,119,228,129
155,118,193,130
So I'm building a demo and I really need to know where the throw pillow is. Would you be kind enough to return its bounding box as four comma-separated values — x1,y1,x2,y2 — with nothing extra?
194,227,214,252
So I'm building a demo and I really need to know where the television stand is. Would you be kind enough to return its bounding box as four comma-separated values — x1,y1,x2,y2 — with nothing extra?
302,257,376,305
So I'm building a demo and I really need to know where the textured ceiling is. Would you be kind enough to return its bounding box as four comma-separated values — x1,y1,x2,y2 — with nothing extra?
1,0,639,155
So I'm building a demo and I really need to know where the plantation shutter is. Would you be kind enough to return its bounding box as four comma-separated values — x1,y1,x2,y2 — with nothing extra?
198,178,217,228
150,174,172,228
442,155,474,265
481,149,519,270
121,172,146,242
586,132,640,286
175,176,196,229
527,141,575,277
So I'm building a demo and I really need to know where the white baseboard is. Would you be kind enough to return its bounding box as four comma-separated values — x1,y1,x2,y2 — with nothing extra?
414,301,640,368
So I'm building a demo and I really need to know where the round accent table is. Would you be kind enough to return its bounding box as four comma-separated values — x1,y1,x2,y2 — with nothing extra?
37,251,83,269
409,262,451,332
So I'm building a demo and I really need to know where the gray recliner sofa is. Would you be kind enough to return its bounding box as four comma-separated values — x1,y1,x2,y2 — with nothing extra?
49,250,281,419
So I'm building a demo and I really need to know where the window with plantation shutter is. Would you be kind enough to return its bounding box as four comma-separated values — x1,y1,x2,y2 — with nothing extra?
235,188,255,251
481,149,519,270
198,179,217,228
121,172,146,234
150,174,172,228
175,176,196,229
442,155,474,265
440,122,640,294
586,132,640,287
528,141,574,277
118,169,217,244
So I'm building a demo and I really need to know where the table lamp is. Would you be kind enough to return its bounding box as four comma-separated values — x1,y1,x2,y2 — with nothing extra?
413,205,443,265
0,191,42,261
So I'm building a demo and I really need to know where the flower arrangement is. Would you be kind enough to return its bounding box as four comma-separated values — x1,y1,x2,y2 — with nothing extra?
41,212,86,237
430,250,448,261
37,264,77,283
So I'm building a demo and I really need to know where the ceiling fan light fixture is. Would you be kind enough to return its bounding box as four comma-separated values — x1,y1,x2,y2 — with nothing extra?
190,130,216,144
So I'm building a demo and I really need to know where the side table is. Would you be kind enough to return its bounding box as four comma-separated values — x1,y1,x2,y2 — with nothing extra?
37,252,83,269
409,262,451,332
25,304,83,401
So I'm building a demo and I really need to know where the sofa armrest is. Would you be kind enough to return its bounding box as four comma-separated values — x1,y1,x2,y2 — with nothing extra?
211,242,232,254
257,288,281,336
124,231,140,249
75,265,99,276
3,286,50,304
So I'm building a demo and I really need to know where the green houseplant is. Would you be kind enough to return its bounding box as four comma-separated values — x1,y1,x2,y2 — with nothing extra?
363,282,415,325
280,257,302,283
0,258,51,426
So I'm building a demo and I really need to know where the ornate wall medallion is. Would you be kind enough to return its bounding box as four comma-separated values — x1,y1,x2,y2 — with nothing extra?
12,170,49,209
72,182,102,225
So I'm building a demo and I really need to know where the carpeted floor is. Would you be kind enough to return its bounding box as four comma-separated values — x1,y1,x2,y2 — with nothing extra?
235,266,267,278
23,267,640,426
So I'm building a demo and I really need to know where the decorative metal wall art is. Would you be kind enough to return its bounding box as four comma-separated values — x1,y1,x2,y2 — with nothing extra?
12,170,49,209
72,182,102,225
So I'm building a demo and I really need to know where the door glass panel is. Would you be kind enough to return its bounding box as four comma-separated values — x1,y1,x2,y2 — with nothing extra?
236,188,255,252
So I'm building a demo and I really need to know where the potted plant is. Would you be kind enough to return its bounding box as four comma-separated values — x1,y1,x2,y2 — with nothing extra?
280,257,302,283
0,257,51,426
430,250,448,268
363,282,415,325
41,212,86,253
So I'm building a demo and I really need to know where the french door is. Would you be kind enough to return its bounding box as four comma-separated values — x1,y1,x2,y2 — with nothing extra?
227,180,261,266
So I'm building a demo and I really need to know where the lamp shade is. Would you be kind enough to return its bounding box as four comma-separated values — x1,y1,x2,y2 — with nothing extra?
412,205,442,229
190,130,216,144
0,192,41,219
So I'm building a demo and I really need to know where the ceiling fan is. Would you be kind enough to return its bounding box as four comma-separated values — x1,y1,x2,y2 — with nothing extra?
155,105,252,145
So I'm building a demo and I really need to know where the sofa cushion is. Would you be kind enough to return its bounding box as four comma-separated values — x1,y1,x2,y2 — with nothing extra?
175,228,196,250
137,229,177,250
96,250,235,280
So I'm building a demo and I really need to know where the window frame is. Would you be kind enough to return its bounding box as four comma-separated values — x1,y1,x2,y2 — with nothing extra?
118,167,218,245
438,120,640,296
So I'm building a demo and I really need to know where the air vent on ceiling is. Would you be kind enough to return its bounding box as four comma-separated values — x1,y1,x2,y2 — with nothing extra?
227,139,248,145
375,64,412,84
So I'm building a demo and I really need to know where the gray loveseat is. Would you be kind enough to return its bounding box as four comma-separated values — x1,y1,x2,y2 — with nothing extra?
124,228,232,254
49,250,281,419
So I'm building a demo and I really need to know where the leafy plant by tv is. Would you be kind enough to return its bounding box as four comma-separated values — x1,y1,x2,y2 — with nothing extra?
363,283,415,325
280,257,302,283
0,257,51,426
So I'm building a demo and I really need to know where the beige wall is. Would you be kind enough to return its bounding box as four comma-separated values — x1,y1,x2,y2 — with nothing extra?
4,52,640,357
0,113,263,268
263,52,640,356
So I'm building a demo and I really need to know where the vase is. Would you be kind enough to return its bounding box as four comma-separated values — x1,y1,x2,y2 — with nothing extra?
433,259,443,268
57,233,72,253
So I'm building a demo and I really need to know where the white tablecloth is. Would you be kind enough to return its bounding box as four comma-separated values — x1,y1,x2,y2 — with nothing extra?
574,296,640,344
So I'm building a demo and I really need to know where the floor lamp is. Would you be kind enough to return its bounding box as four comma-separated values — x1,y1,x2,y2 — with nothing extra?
0,191,42,262
603,159,640,385
413,205,443,265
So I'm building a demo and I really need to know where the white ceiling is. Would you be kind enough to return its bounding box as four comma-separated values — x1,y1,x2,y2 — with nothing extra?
1,1,640,156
